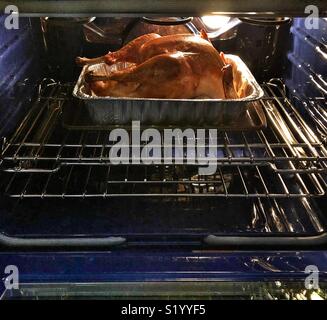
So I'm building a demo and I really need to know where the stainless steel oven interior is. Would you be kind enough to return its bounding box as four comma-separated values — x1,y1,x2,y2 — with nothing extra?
0,3,326,248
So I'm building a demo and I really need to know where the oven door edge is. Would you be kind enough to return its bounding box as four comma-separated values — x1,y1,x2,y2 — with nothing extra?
1,250,327,299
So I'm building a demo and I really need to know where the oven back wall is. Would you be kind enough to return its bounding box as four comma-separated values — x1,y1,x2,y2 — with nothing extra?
0,16,43,138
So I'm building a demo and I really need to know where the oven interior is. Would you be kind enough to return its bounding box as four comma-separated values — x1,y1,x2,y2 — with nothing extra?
0,16,326,248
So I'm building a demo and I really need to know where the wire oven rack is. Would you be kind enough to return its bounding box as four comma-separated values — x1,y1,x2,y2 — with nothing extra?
0,79,326,199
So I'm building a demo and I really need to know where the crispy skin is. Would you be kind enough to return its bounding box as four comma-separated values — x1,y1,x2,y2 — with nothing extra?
82,32,238,99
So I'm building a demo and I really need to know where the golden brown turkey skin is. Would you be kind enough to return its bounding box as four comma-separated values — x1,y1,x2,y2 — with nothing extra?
79,32,238,99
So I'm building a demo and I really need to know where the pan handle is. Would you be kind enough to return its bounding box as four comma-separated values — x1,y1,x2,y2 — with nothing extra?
0,233,126,248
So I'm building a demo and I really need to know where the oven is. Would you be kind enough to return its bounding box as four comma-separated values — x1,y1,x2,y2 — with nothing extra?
0,0,327,300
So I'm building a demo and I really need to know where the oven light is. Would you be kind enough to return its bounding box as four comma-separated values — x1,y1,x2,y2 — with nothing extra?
201,15,231,30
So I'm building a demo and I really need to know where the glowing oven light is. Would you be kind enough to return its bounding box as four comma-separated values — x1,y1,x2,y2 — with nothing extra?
201,15,231,30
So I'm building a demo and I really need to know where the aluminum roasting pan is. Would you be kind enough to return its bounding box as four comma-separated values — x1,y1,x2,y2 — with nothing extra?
72,54,265,128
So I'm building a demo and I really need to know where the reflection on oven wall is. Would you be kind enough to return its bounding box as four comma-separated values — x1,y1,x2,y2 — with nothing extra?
287,18,327,98
234,18,292,83
0,17,43,138
40,17,93,82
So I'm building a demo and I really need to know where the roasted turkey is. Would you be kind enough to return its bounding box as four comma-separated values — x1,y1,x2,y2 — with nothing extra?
76,31,238,99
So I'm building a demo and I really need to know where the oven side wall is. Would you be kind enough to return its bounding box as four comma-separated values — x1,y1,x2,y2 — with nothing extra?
0,16,43,138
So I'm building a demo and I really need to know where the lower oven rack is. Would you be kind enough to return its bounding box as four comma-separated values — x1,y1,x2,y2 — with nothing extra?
0,79,326,199
1,163,326,198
